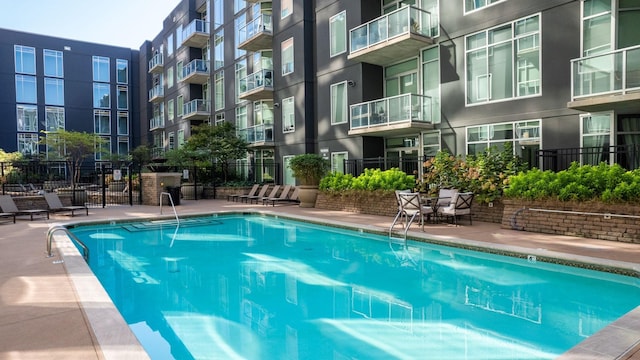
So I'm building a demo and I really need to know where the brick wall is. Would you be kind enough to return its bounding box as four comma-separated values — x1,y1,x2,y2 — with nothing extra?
502,199,640,243
471,200,504,224
315,191,398,217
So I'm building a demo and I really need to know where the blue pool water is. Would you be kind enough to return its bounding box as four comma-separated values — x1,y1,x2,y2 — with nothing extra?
69,214,640,359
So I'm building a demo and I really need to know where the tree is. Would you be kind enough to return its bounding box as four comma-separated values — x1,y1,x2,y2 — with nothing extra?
39,130,108,188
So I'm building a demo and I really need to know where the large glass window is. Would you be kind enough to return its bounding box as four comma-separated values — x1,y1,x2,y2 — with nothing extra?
422,47,441,124
465,14,540,105
116,59,128,84
117,86,128,109
15,75,37,103
235,14,247,59
235,0,246,13
177,61,183,81
177,95,184,117
18,133,39,156
117,112,129,135
94,110,111,134
118,137,129,156
17,105,38,132
213,0,224,28
281,0,292,19
329,11,346,57
466,120,541,156
168,99,175,121
331,152,348,174
93,83,110,108
215,112,225,126
45,107,65,131
15,45,36,74
236,105,248,130
465,0,506,13
282,96,295,132
330,81,347,125
581,112,612,165
235,60,247,103
44,49,64,77
214,29,224,70
177,129,185,147
92,56,110,82
582,0,612,56
167,66,174,88
422,131,441,158
281,38,294,75
167,33,174,56
215,71,225,111
95,136,111,161
45,78,65,106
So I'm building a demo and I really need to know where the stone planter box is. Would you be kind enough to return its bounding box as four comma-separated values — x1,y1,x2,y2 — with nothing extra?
502,199,640,243
315,190,398,217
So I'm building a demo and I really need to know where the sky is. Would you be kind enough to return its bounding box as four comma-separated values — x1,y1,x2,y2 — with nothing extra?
0,0,182,49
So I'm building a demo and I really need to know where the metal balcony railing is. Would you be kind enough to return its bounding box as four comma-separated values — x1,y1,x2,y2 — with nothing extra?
148,85,164,100
149,116,164,130
571,44,640,100
148,53,163,72
183,19,210,40
238,13,273,44
183,59,209,78
238,124,274,144
350,93,432,130
183,99,209,116
239,69,274,95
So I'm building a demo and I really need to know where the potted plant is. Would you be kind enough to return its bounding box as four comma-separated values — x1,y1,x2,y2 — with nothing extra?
289,153,329,208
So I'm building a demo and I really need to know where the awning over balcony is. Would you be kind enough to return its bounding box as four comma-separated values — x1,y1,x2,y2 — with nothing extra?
349,93,434,136
348,6,437,66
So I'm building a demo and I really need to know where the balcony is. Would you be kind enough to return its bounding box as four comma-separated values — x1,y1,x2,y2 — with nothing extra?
149,115,165,131
148,85,164,103
181,59,209,85
148,53,164,74
348,6,438,66
238,14,273,52
183,99,210,120
182,19,210,48
569,45,640,113
239,69,274,101
349,93,434,136
238,124,274,146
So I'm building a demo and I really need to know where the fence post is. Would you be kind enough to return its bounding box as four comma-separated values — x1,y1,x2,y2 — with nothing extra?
101,164,107,208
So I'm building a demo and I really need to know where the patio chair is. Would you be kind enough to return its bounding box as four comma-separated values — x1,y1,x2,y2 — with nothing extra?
241,184,270,203
262,185,292,206
0,195,49,220
228,184,259,202
389,192,434,237
250,185,280,204
44,192,88,216
437,192,474,225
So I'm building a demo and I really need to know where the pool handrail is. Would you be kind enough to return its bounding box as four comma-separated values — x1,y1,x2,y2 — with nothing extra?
159,192,180,224
47,225,89,262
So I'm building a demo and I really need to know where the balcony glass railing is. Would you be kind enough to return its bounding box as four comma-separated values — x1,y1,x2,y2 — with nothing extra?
148,85,164,99
149,116,164,130
148,53,163,71
183,99,209,115
238,124,274,143
183,59,209,78
239,69,274,94
350,6,437,54
183,19,210,40
350,93,432,130
238,13,273,44
571,45,640,99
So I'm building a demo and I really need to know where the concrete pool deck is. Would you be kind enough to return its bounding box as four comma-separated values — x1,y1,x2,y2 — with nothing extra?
0,198,638,359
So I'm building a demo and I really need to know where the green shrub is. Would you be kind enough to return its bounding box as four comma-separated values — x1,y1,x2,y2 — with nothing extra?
319,168,415,192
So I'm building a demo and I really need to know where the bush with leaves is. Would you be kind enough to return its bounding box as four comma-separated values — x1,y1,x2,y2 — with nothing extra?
319,168,415,192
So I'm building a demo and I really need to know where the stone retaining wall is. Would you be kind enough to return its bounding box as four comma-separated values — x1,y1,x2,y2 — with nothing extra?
315,191,398,217
502,199,640,243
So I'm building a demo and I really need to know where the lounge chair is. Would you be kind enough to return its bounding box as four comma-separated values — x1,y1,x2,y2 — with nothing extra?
265,187,300,206
262,185,291,205
44,192,88,216
0,195,49,220
240,184,270,203
437,192,474,225
228,184,259,202
250,185,280,204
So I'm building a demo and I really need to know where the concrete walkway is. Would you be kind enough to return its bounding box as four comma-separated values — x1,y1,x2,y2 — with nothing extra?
0,199,638,359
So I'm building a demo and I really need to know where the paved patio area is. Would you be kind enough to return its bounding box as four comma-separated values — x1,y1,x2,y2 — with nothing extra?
0,198,638,359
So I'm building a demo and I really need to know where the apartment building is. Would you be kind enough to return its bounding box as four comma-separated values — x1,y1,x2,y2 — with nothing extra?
1,0,638,184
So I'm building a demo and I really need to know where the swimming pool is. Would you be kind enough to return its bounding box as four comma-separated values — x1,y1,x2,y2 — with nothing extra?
67,213,640,359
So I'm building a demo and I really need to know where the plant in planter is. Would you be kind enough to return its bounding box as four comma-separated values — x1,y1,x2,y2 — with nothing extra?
289,153,329,207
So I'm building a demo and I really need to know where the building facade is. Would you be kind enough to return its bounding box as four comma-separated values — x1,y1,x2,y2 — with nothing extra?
1,0,639,184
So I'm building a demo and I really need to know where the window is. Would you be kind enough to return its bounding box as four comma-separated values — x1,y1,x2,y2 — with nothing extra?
177,61,184,81
423,131,441,158
214,29,224,70
465,14,540,105
44,49,64,77
582,0,612,56
117,112,129,135
281,38,294,75
465,0,506,13
45,107,65,131
330,81,347,125
581,112,612,165
116,59,128,84
422,46,441,124
235,0,246,13
466,120,540,156
117,86,128,109
92,56,110,82
215,71,225,111
236,105,248,131
167,33,174,56
94,110,111,134
93,83,110,108
177,129,185,147
17,133,39,156
17,105,38,132
235,60,247,103
167,66,174,88
45,78,65,106
283,155,295,185
281,0,292,19
329,11,347,57
213,0,224,28
15,75,37,103
168,132,175,150
331,152,348,174
282,96,295,132
117,137,129,156
176,25,183,48
215,112,225,126
168,99,175,121
235,14,247,59
14,45,36,74
95,136,111,161
177,95,184,116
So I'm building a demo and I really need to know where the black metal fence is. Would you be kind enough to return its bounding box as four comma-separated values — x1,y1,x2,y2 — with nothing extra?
344,157,421,177
538,144,640,172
